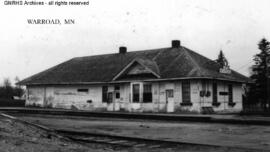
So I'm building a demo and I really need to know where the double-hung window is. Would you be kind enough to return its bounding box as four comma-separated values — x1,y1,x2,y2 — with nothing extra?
143,84,152,103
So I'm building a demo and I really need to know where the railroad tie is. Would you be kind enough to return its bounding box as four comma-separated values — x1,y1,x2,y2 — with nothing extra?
108,140,128,144
121,142,139,146
94,139,113,142
148,145,161,148
81,137,96,140
134,143,147,147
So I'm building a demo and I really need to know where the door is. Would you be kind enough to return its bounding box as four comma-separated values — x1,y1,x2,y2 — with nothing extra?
166,89,174,112
107,92,114,111
131,83,141,110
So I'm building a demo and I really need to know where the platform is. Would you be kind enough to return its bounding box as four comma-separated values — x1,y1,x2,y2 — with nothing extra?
1,107,270,125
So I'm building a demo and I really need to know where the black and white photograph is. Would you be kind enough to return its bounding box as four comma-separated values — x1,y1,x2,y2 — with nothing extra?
0,0,270,151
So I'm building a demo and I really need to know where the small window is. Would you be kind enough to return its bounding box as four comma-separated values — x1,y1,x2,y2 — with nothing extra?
77,88,89,93
166,90,174,98
114,85,120,91
219,92,228,95
115,92,120,99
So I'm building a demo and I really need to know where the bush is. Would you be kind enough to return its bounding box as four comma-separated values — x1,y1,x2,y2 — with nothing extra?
0,99,25,107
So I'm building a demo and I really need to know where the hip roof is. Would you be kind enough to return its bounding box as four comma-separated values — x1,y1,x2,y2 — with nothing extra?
18,45,251,85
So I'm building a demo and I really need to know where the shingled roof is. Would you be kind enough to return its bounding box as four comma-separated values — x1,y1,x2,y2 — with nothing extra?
19,42,251,85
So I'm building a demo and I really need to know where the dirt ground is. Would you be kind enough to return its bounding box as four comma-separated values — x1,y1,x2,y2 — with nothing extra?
11,114,270,151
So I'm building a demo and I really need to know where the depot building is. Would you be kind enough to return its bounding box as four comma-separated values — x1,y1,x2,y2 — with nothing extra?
18,40,251,113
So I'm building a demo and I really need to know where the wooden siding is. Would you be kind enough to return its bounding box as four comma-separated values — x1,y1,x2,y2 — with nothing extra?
26,80,243,113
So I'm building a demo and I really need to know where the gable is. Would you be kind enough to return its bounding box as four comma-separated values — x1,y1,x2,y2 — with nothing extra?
113,59,161,81
127,63,152,75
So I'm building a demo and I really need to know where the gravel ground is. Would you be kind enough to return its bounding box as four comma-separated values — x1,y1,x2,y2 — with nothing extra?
9,114,270,151
0,115,114,152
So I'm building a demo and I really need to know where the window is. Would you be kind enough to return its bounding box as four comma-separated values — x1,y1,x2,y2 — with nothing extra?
200,81,206,97
115,92,120,99
102,86,108,103
228,84,233,103
114,85,120,99
202,81,207,91
143,84,152,103
219,92,228,95
166,90,174,98
200,80,211,97
182,81,191,104
77,88,89,93
114,85,120,90
212,83,217,103
133,84,140,103
228,84,235,106
212,82,221,106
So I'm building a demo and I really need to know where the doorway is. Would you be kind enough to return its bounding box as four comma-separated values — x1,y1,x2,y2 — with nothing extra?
166,89,174,112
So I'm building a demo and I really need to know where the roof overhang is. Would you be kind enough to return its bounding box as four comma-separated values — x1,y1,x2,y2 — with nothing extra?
22,77,252,86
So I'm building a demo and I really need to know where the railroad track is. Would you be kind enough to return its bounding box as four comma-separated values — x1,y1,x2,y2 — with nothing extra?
55,129,256,151
56,130,167,148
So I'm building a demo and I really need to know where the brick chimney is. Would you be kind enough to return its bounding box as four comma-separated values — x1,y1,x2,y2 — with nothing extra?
119,46,127,54
171,40,181,48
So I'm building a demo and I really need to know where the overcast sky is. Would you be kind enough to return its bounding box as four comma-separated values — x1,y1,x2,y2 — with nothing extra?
1,0,270,84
